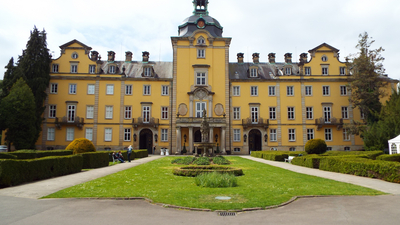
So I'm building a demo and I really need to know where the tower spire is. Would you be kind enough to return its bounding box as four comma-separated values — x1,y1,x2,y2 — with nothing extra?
193,0,209,16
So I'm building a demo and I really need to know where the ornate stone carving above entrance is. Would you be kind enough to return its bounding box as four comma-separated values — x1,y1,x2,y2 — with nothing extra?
188,86,215,100
178,103,188,116
214,103,224,116
195,89,207,100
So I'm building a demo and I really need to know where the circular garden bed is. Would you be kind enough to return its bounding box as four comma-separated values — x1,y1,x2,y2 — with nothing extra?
173,165,243,177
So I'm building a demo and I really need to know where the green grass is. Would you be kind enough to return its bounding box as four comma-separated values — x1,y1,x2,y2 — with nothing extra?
45,157,383,210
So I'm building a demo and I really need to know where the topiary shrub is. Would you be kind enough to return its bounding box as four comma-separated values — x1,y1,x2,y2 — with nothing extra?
66,138,96,154
305,139,327,154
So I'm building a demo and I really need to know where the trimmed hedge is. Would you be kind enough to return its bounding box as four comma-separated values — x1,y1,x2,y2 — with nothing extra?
0,155,83,187
80,152,109,169
319,157,400,183
9,150,73,159
0,153,17,159
376,154,400,163
66,138,96,154
173,166,244,177
251,151,306,161
321,150,384,160
305,139,327,154
291,155,322,168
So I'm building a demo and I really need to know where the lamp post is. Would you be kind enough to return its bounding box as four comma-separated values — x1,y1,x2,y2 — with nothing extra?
244,134,247,143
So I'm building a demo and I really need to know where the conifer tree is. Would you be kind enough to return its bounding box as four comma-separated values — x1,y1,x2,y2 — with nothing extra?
1,57,18,98
0,78,37,150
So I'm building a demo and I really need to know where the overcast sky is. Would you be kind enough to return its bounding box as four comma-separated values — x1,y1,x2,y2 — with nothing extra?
1,0,399,81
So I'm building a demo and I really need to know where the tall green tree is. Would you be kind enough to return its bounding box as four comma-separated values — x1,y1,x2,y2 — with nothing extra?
1,57,18,98
15,26,51,146
347,32,387,125
0,78,37,150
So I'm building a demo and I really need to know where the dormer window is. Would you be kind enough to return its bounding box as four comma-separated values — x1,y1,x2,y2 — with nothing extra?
197,36,206,45
109,65,116,74
144,67,152,77
285,67,292,75
250,68,258,77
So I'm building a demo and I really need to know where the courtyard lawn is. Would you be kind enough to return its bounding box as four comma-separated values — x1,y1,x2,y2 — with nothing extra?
45,157,384,210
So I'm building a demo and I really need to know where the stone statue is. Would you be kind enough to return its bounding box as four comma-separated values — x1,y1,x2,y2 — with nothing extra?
200,109,209,142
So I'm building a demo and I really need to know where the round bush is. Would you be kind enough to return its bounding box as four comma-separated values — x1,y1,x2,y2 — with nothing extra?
65,138,96,154
305,139,327,154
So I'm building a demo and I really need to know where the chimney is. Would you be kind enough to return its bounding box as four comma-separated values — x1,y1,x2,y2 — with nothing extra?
107,51,115,61
252,53,260,64
237,53,244,63
90,51,99,61
142,51,149,62
125,51,133,62
268,53,276,63
284,53,292,63
299,53,308,64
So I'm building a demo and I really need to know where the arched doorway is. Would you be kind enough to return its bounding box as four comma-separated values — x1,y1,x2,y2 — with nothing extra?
249,129,262,154
139,129,153,154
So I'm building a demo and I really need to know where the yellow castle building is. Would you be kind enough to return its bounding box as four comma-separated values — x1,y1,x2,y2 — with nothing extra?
37,0,397,154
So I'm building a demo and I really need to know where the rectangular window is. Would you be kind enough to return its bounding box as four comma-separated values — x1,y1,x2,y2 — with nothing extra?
47,127,55,141
109,65,116,74
305,86,312,96
322,67,329,75
322,86,330,96
288,129,296,141
86,105,94,119
105,128,112,141
287,107,295,120
324,106,331,123
343,128,350,141
106,84,114,95
143,85,151,95
89,65,96,74
233,129,241,142
50,83,58,94
85,128,93,141
162,85,169,96
87,84,95,95
197,49,205,58
233,107,240,120
307,129,314,140
124,128,131,141
270,129,277,142
124,106,132,119
144,67,151,77
344,146,351,151
340,67,346,75
161,129,168,142
67,105,76,122
196,102,206,118
250,68,258,77
304,67,311,75
342,107,349,119
71,64,77,73
325,128,332,141
327,147,332,151
234,148,241,152
143,106,150,123
287,86,294,96
125,85,132,95
196,72,206,85
66,127,74,141
161,107,168,119
251,107,259,123
233,86,240,96
69,84,77,94
285,67,291,75
268,86,276,96
105,106,113,119
269,107,276,120
49,105,57,118
250,86,258,96
340,86,347,96
306,107,313,119
52,64,59,73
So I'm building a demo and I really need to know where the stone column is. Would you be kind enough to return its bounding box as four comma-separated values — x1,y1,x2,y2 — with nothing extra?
208,96,213,118
189,95,193,117
189,127,193,154
209,127,214,143
221,127,226,154
176,127,181,154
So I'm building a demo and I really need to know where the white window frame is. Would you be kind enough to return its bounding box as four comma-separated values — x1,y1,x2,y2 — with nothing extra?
162,85,169,96
71,64,78,73
106,84,114,95
285,67,291,75
105,128,112,142
304,67,311,75
305,85,312,96
87,84,95,95
268,86,276,96
340,67,346,75
124,128,131,142
67,105,76,122
307,128,314,140
233,129,241,142
124,106,132,119
323,106,331,123
143,85,151,95
197,37,205,45
89,65,96,74
322,86,330,96
233,86,240,96
321,55,328,62
143,106,151,123
306,107,313,119
66,127,74,141
287,107,295,120
322,66,329,75
49,105,57,118
105,106,113,119
69,84,77,94
144,67,152,77
287,86,294,96
52,64,59,73
340,86,347,96
270,129,277,142
250,86,258,96
325,128,332,141
343,128,350,141
233,107,240,120
125,85,132,95
50,83,58,94
85,128,93,141
161,129,168,142
196,72,207,86
195,102,206,118
197,49,205,58
269,107,276,120
342,107,349,119
86,105,94,119
47,127,55,141
251,107,259,123
250,68,258,77
109,65,116,74
288,129,296,142
161,107,169,120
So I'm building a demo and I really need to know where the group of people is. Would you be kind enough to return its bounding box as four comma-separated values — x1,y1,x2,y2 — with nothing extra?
112,145,133,163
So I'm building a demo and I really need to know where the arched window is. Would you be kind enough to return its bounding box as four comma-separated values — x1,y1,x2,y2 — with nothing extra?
197,36,205,45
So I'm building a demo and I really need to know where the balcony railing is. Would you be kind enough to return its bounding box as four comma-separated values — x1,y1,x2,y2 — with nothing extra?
315,117,343,130
55,116,84,129
132,117,159,128
176,117,226,124
242,117,269,129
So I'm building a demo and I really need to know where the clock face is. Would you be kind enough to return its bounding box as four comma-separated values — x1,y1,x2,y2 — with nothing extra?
197,20,205,28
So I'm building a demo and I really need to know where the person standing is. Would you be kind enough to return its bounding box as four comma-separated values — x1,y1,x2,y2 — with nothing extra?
127,145,133,162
